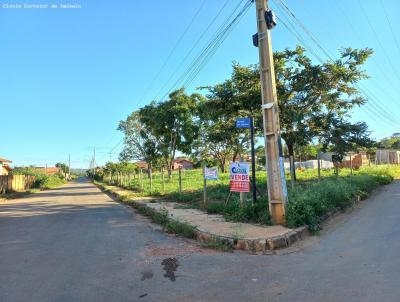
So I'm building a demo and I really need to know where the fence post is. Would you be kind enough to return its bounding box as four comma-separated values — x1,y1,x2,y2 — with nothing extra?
139,169,143,191
178,167,182,195
350,154,353,175
149,168,153,193
239,157,245,205
203,162,207,207
317,151,321,182
289,155,295,189
161,167,165,194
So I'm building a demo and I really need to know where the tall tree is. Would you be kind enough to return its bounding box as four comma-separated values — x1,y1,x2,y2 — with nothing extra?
55,163,68,175
274,46,373,179
199,63,262,171
378,133,400,149
319,116,373,173
118,112,160,169
139,89,202,177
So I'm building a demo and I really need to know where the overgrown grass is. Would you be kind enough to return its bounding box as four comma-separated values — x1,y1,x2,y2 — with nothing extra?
133,205,197,239
200,236,233,252
98,165,400,230
286,168,398,231
37,174,67,189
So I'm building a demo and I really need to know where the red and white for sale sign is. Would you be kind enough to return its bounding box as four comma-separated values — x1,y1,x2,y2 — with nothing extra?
229,162,250,192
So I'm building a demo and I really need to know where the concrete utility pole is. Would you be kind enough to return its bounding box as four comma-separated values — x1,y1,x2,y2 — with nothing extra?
255,0,288,224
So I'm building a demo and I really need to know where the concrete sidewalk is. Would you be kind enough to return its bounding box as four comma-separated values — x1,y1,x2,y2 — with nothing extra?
96,182,308,253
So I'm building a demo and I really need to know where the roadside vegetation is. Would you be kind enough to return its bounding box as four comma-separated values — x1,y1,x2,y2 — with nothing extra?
12,168,67,189
93,45,400,232
94,165,400,230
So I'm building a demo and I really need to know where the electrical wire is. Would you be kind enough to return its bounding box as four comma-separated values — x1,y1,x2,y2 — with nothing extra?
158,0,252,102
380,0,400,56
153,0,231,101
134,0,207,107
333,0,400,95
272,0,399,128
356,0,400,82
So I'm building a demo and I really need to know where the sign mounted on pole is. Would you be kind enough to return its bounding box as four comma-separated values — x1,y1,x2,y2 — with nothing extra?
204,166,218,180
229,162,250,192
235,118,251,129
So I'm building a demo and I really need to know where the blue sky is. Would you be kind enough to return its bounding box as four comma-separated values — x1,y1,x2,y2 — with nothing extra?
1,0,399,168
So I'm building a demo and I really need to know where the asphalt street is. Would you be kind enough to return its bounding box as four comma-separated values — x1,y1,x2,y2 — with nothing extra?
1,178,399,302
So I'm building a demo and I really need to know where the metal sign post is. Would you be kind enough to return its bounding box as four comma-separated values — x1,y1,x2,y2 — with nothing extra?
235,117,257,204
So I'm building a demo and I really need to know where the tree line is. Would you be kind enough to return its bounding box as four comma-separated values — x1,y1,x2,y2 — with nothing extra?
118,46,376,179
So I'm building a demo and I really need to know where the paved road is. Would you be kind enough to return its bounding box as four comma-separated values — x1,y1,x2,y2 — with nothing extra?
1,179,400,302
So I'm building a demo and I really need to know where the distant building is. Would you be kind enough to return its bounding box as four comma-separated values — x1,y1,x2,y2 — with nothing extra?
172,159,194,170
31,167,61,175
0,157,12,176
339,152,370,169
376,150,400,165
135,161,149,170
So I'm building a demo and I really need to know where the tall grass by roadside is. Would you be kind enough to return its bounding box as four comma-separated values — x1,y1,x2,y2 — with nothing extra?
286,166,400,231
97,165,400,230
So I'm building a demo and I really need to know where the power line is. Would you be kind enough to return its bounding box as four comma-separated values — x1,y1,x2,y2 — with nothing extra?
333,0,400,105
158,0,252,102
271,0,399,128
152,0,231,101
134,0,207,108
380,0,400,56
183,0,253,89
356,0,400,82
275,14,388,128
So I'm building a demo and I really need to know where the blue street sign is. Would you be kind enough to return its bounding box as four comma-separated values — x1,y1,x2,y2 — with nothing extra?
236,118,251,129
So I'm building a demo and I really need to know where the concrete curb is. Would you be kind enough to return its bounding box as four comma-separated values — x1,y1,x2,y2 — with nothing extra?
94,182,309,254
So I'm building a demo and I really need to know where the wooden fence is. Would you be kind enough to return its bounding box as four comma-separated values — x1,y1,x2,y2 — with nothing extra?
0,175,36,193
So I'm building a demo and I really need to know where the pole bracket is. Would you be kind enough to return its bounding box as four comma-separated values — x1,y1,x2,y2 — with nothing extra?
261,103,274,110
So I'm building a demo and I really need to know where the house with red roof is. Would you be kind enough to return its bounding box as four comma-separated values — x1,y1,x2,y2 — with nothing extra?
0,157,12,176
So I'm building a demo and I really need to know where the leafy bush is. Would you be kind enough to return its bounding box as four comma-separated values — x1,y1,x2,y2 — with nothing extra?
205,197,271,225
12,168,66,189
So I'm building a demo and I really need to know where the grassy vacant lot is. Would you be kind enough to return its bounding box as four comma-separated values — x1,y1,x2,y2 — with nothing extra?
100,165,400,230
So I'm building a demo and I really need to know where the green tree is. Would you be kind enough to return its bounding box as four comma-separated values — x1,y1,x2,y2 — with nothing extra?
55,162,68,174
319,116,373,174
118,111,160,169
139,89,202,177
199,63,262,172
274,46,373,179
378,133,400,149
199,46,372,176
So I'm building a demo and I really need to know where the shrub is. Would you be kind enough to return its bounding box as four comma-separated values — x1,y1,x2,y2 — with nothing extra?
205,197,271,225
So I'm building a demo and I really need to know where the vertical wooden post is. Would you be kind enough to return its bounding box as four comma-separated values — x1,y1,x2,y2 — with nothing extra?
350,154,353,175
139,169,143,191
178,167,182,195
317,151,321,182
149,168,153,193
289,155,295,189
203,162,207,208
239,157,245,205
161,167,165,194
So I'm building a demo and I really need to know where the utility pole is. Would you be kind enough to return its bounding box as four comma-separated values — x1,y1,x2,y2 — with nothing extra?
255,0,288,224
